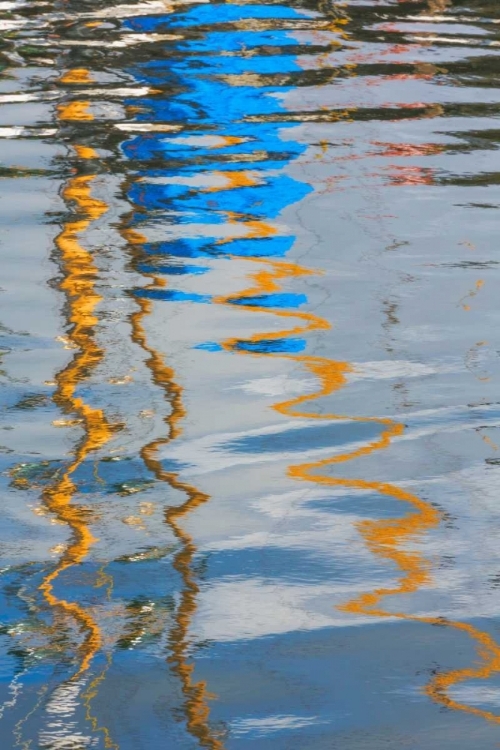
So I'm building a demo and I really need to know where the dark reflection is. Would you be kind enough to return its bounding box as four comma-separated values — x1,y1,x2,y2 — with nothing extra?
125,238,224,747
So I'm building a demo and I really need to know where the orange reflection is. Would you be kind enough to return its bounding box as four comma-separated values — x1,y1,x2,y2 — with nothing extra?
124,229,223,749
32,93,119,750
215,252,404,463
40,88,118,750
58,101,93,121
212,168,500,726
208,170,259,192
60,68,94,85
40,168,113,676
459,279,484,311
74,144,99,160
215,209,278,245
384,165,435,186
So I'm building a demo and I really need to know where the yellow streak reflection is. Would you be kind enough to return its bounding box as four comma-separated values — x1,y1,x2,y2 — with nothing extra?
74,144,99,160
208,170,259,192
459,279,484,311
29,95,118,750
215,254,404,462
124,230,223,749
58,101,93,121
40,167,113,677
213,173,500,726
60,69,94,85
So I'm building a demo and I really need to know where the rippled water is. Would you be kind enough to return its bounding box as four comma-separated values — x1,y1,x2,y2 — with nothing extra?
2,0,500,747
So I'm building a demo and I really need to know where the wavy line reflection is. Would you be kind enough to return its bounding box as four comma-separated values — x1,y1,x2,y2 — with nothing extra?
53,0,500,738
27,87,118,748
192,45,500,740
117,0,454,726
125,230,223,749
213,209,500,725
41,169,111,678
119,5,330,739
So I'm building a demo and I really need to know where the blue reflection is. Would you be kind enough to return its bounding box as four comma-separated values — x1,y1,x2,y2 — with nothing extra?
123,0,312,355
137,262,208,276
227,293,307,309
134,288,212,303
195,338,307,353
234,338,307,354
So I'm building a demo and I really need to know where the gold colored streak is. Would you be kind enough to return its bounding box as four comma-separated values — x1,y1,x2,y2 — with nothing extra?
33,96,119,749
215,254,403,462
219,135,246,148
40,172,113,678
458,279,484,311
212,196,500,725
40,115,112,682
216,210,277,246
482,434,499,452
124,229,223,749
60,68,94,85
74,144,99,160
164,480,223,750
244,218,277,239
217,136,245,148
58,101,93,121
206,170,259,192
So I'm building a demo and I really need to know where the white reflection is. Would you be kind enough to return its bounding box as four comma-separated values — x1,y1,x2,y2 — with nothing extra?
231,713,326,736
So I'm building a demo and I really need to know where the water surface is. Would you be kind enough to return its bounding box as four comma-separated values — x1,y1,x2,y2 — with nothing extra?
2,0,500,747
